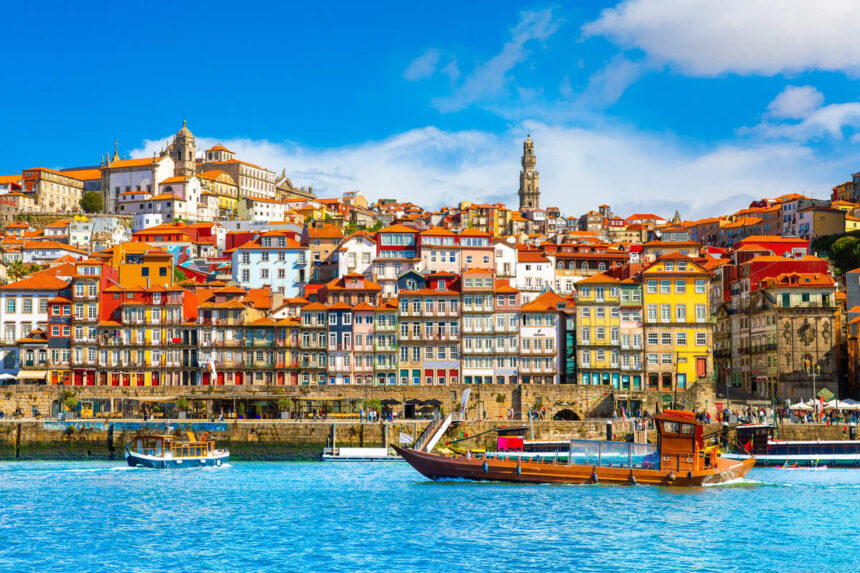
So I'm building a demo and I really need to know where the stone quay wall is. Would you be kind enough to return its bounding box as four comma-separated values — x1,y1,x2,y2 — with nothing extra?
0,419,632,461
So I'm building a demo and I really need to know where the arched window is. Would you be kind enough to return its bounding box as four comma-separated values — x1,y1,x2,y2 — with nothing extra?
581,262,588,270
556,262,563,270
568,262,575,270
598,262,606,271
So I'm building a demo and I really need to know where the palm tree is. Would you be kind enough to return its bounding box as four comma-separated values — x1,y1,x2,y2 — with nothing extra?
8,260,25,281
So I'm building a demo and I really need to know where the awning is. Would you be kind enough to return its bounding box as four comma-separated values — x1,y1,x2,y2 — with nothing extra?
131,396,179,403
0,373,16,380
16,370,47,380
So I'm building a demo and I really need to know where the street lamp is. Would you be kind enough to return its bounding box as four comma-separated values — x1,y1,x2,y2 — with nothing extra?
805,362,821,417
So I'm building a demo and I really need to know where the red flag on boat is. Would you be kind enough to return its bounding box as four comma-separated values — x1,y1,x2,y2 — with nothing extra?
743,440,753,453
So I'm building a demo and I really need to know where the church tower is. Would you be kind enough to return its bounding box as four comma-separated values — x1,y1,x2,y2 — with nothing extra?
518,135,539,210
170,120,196,178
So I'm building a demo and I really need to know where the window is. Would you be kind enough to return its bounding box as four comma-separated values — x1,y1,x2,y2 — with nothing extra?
581,307,591,318
5,299,15,313
646,280,657,294
676,304,687,322
695,304,706,322
696,331,707,346
661,353,673,364
660,332,671,345
647,304,657,322
676,331,686,345
647,353,658,365
675,280,686,293
695,279,706,293
647,332,658,345
22,298,32,313
660,305,671,322
660,279,670,293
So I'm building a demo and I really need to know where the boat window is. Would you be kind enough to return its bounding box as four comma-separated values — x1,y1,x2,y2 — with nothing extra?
663,421,679,433
679,423,695,435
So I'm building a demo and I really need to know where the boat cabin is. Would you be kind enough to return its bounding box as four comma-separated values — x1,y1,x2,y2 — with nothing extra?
131,432,215,459
735,425,772,456
654,410,714,472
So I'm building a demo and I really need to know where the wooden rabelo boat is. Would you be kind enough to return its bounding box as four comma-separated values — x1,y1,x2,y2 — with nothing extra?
394,410,754,486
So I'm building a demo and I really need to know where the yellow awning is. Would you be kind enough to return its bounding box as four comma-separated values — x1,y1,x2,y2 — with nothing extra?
16,370,47,380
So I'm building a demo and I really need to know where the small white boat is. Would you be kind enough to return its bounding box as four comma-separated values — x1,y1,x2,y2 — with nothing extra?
125,431,229,469
321,447,403,462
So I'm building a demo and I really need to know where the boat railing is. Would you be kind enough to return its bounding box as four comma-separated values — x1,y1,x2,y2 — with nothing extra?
413,412,442,451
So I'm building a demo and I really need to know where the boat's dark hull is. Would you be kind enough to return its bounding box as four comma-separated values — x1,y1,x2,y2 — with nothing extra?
125,449,229,469
393,446,755,486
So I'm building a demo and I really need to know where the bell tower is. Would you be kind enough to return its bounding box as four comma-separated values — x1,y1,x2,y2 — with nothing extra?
171,120,196,178
518,135,539,210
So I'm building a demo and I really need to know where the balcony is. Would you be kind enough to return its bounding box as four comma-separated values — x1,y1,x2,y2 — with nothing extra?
520,346,556,355
519,364,556,374
423,332,460,341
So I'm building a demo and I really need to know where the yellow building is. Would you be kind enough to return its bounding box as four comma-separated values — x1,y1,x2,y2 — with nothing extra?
574,273,622,387
641,253,712,392
199,169,239,218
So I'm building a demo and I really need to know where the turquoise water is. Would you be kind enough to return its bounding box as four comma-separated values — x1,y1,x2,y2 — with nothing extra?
1,462,858,572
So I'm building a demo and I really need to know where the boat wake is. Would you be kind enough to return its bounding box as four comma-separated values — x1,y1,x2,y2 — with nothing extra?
702,477,760,487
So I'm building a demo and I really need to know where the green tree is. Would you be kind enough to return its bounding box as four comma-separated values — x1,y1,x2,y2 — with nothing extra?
173,266,188,284
80,191,103,213
368,220,384,232
8,260,26,281
829,236,860,275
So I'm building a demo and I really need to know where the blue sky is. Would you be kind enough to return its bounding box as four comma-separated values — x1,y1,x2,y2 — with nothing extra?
5,0,860,218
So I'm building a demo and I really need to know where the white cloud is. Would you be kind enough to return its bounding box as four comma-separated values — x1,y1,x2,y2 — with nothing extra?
404,49,440,81
581,55,651,106
767,85,824,119
755,102,860,140
583,0,860,76
747,87,860,140
434,8,559,112
132,122,838,220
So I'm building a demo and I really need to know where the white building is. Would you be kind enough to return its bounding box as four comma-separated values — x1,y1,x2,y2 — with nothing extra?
336,231,376,279
21,241,87,264
231,231,309,296
514,251,554,303
238,197,287,222
102,156,174,214
132,213,165,233
493,239,517,279
0,271,69,379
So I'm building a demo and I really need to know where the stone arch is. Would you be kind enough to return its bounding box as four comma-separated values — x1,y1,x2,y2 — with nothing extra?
553,408,580,421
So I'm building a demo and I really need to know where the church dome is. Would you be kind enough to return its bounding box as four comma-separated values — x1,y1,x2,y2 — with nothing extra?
177,120,193,138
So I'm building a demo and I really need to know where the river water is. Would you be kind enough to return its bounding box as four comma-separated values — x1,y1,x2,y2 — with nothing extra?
0,461,857,572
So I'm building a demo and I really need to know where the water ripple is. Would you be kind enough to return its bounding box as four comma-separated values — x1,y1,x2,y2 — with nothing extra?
0,463,859,572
